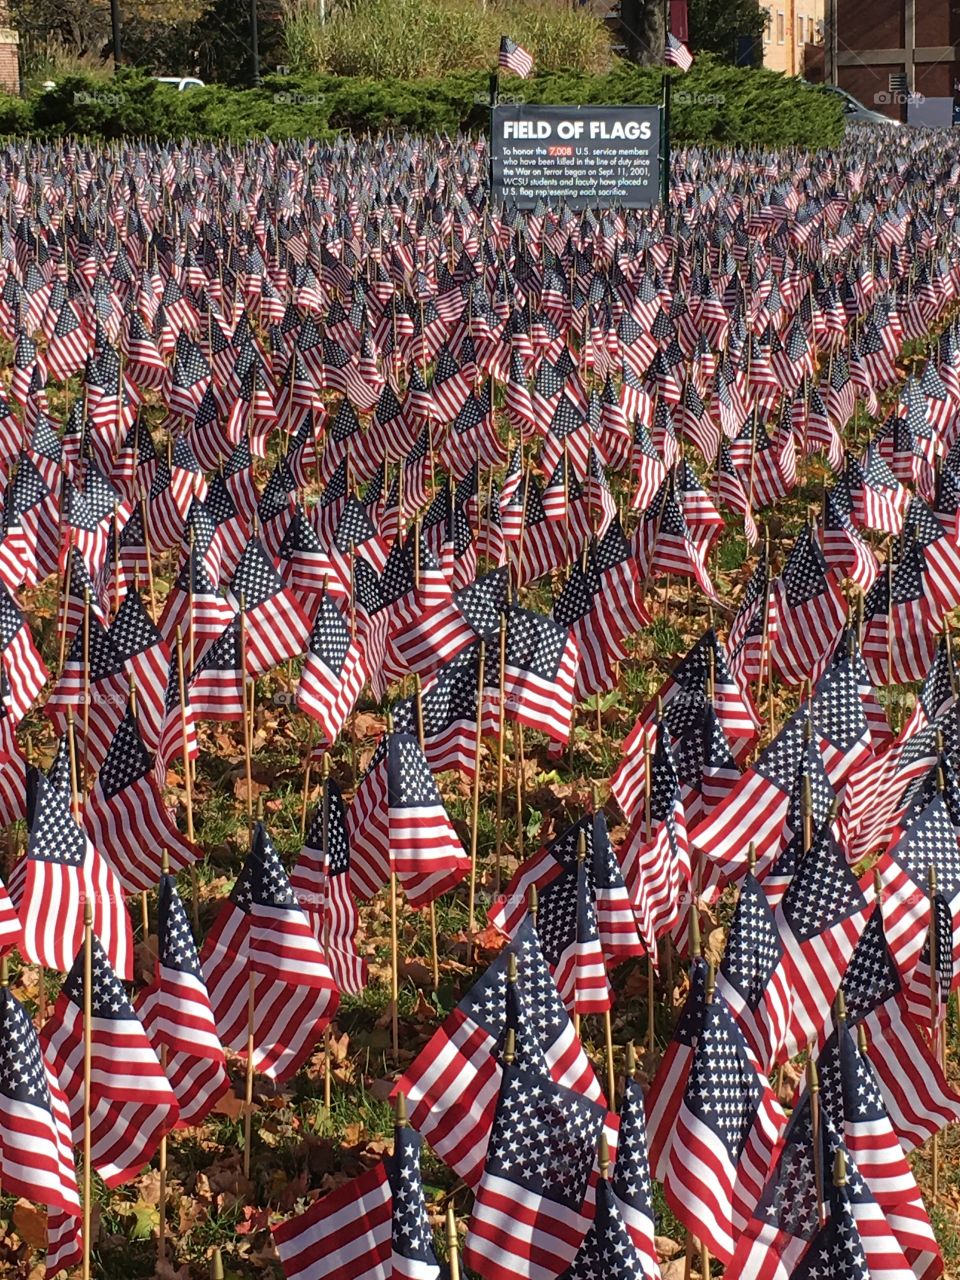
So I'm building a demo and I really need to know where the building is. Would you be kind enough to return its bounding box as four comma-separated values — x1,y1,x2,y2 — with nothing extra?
759,0,824,76
0,0,17,95
824,0,958,126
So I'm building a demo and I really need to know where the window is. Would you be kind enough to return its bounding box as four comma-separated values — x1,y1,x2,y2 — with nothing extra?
777,10,785,43
798,15,805,43
763,3,772,43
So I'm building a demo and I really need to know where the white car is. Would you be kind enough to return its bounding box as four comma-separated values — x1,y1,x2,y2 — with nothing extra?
153,77,205,92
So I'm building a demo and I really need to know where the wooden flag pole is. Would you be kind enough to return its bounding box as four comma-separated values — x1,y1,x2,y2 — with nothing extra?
175,627,199,932
467,639,486,934
141,489,157,623
210,1247,224,1279
513,721,525,870
321,753,333,1117
82,586,92,789
81,900,94,1280
446,1205,461,1280
157,853,170,1265
807,1054,824,1225
238,595,254,819
929,863,940,1203
66,709,82,825
414,674,440,990
493,610,508,897
386,711,400,1061
644,732,655,1055
57,540,74,673
242,966,257,1180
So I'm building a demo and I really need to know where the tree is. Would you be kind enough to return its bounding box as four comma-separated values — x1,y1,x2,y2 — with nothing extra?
618,0,665,66
688,0,766,62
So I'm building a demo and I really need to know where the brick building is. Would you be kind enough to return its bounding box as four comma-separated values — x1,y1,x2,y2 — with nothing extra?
824,0,959,126
759,0,824,77
0,0,18,96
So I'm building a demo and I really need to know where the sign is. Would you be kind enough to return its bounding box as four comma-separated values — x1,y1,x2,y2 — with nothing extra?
490,103,663,209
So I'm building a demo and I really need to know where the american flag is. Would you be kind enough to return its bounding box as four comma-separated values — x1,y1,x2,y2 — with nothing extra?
40,932,179,1187
295,591,366,747
45,616,128,772
135,872,230,1127
10,760,133,980
841,908,960,1153
347,730,470,909
664,32,694,71
0,580,48,724
611,1076,660,1278
0,982,81,1231
228,536,310,675
391,643,485,776
818,1022,943,1279
464,1058,606,1280
647,962,716,1177
396,917,602,1188
201,822,339,1082
188,616,246,720
108,584,170,753
273,1161,392,1280
769,526,846,688
716,867,791,1074
384,1126,444,1280
774,819,869,1058
497,36,534,77
861,550,938,686
874,793,960,991
290,775,367,996
662,993,786,1262
490,603,579,745
83,700,201,894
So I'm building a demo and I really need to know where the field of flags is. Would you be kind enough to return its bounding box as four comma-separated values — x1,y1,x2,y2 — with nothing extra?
0,115,958,1280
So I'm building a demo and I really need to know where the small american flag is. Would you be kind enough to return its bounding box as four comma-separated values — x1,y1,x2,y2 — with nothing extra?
664,33,694,72
290,775,368,996
201,822,339,1082
498,36,534,79
464,1058,606,1280
135,872,230,1127
41,932,179,1187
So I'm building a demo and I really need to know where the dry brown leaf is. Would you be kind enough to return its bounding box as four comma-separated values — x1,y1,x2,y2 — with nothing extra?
12,1201,46,1250
137,1169,163,1207
212,1090,246,1121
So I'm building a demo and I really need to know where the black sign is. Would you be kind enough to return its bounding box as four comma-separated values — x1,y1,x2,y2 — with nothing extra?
490,103,662,209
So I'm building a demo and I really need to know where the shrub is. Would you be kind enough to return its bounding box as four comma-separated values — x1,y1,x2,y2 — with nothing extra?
11,60,844,149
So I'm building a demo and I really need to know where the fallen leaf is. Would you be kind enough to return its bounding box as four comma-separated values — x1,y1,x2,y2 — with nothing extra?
212,1090,246,1121
137,1169,164,1206
233,775,269,803
12,1201,46,1250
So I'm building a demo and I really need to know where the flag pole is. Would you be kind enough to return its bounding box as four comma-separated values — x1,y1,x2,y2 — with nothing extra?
807,1054,824,1225
467,639,487,934
81,899,94,1280
929,863,940,1203
321,753,333,1117
386,711,400,1061
210,1247,224,1279
175,627,199,932
141,488,157,622
82,586,91,789
238,594,254,819
493,609,508,896
513,721,525,868
446,1205,461,1280
57,540,74,672
644,731,655,1055
67,709,82,825
157,850,170,1266
242,969,256,1180
414,674,440,990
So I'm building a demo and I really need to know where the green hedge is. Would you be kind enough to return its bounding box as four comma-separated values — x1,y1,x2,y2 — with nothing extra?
9,60,843,148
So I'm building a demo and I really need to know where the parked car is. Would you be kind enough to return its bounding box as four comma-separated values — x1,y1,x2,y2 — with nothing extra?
819,84,901,126
153,76,205,92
